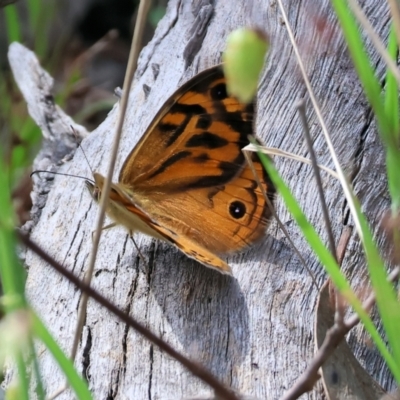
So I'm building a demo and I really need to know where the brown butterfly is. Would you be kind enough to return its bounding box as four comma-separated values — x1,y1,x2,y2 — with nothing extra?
86,65,275,275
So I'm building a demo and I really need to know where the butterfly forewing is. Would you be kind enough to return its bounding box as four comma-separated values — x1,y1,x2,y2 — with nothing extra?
119,66,254,193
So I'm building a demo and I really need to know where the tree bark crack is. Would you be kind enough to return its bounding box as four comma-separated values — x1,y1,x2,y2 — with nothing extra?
81,327,92,382
145,240,156,288
138,0,181,75
110,266,139,399
148,345,154,400
351,109,375,181
183,0,214,68
67,220,85,272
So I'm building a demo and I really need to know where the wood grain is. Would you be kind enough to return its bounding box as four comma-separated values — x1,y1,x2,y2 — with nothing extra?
7,0,394,398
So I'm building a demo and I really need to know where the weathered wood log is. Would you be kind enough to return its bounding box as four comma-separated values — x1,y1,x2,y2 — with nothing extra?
8,0,395,398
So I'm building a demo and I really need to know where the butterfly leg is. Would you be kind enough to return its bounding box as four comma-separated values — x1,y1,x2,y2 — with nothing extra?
102,223,117,231
90,222,118,242
128,232,150,269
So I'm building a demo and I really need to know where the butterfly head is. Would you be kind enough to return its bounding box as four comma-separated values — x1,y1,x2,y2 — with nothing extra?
85,179,99,202
85,172,106,204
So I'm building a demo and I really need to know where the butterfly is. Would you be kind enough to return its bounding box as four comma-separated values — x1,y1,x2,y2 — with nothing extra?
86,65,275,275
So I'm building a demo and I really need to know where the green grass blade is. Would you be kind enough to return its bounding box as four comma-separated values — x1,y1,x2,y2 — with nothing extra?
331,0,400,377
31,312,93,400
4,5,21,43
29,339,45,400
26,0,49,57
0,137,30,398
332,1,400,211
255,147,400,381
15,352,29,400
384,27,399,140
26,0,41,33
0,162,26,308
384,27,400,212
0,145,90,398
331,0,389,134
355,195,400,376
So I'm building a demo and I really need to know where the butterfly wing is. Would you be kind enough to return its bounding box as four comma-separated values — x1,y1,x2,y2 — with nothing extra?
120,66,254,192
95,65,275,273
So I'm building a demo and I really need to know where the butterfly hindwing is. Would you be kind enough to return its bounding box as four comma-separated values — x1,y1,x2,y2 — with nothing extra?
137,152,275,255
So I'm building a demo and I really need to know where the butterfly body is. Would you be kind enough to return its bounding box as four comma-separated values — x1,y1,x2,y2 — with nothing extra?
87,66,275,275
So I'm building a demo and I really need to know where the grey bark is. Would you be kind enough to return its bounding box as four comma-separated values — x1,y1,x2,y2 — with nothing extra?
7,0,395,399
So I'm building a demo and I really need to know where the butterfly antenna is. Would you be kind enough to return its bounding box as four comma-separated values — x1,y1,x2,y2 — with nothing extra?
31,126,96,184
30,170,95,185
70,125,95,178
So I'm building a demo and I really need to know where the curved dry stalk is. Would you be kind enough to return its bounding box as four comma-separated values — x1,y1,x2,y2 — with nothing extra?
70,0,152,363
297,99,337,262
348,0,400,86
276,0,364,240
243,144,338,179
19,232,240,400
387,0,400,51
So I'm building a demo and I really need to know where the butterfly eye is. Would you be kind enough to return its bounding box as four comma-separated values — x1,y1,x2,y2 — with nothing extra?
210,83,227,100
229,200,246,219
